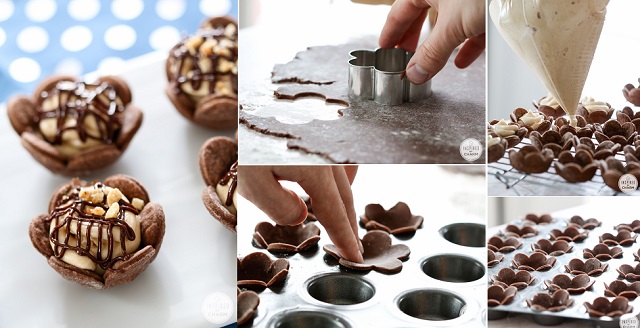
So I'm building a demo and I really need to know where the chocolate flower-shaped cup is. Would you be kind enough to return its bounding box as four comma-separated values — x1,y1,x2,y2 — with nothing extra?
565,258,608,276
577,139,621,160
491,267,535,290
7,75,142,176
509,146,554,174
512,253,556,272
199,136,238,232
633,249,640,261
623,79,640,106
487,236,523,253
529,130,575,157
617,220,640,233
569,215,602,230
488,285,517,307
523,213,553,225
544,274,594,294
617,106,640,132
534,95,566,119
554,150,598,183
488,250,504,268
618,264,640,281
600,158,640,193
237,288,260,326
624,145,640,163
237,252,289,289
29,175,165,289
549,227,589,243
487,135,508,163
584,243,623,261
509,107,552,136
301,196,317,222
584,297,633,318
502,225,538,238
323,230,410,274
532,239,573,256
165,17,238,129
488,120,527,148
253,222,321,253
577,100,615,125
600,231,637,247
359,202,424,235
604,281,640,300
595,120,638,147
527,290,574,312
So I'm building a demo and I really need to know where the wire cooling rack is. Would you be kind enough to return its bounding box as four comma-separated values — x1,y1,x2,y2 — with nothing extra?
488,137,640,196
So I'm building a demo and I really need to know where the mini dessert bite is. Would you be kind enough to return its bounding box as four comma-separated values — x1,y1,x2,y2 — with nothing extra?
510,108,551,136
535,93,566,119
166,16,238,129
577,96,614,124
29,175,165,289
199,136,238,232
487,134,508,163
7,75,142,176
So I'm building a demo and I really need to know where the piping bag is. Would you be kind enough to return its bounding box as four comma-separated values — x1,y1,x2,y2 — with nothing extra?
489,0,609,126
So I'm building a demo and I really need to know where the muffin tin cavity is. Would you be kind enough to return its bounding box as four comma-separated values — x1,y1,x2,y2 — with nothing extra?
421,254,484,283
439,223,486,247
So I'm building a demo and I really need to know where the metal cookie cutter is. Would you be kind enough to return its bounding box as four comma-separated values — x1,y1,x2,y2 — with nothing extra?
348,48,432,105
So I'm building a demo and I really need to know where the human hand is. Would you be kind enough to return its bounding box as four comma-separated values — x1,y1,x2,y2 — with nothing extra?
237,165,363,263
379,0,486,84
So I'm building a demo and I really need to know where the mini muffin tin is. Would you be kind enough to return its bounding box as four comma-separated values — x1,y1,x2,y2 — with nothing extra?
488,215,640,326
237,199,486,327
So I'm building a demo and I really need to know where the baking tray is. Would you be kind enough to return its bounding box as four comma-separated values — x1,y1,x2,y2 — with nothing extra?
488,214,640,326
236,166,487,327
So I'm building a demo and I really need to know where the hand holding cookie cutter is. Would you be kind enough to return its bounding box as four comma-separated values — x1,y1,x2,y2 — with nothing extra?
348,48,432,105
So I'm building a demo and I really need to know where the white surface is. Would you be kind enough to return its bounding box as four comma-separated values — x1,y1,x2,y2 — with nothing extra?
489,0,640,119
0,51,236,327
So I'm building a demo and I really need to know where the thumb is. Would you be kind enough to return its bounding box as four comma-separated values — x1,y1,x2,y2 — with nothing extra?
406,21,462,85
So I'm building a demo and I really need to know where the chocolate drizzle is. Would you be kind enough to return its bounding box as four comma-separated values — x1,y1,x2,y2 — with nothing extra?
169,24,238,95
34,81,124,145
48,182,139,270
219,161,238,207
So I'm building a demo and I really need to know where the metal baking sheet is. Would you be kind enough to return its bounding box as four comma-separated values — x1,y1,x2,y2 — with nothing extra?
488,214,640,326
236,165,487,327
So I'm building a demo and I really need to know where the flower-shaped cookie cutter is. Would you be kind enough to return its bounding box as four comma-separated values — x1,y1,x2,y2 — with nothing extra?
348,48,431,105
544,274,594,294
526,290,574,312
253,221,321,253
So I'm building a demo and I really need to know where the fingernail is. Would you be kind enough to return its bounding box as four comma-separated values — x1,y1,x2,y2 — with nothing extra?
358,240,364,254
406,63,430,84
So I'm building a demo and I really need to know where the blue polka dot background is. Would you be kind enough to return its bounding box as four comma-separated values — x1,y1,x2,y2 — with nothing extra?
0,0,238,102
